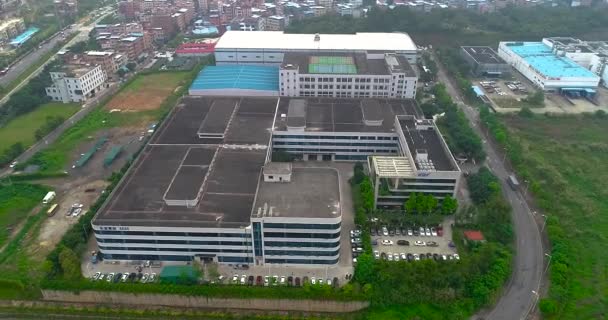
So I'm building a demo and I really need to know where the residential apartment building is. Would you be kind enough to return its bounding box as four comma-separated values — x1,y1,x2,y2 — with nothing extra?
265,15,287,31
45,65,107,103
84,51,125,79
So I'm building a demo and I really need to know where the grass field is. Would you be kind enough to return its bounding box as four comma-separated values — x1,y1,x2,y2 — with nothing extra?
106,72,189,112
26,71,192,173
0,102,80,155
506,116,608,319
0,183,48,248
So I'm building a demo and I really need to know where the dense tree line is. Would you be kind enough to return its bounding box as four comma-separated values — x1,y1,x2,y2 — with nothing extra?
424,84,485,162
287,6,608,46
467,167,500,204
0,63,55,126
0,143,24,167
34,116,65,141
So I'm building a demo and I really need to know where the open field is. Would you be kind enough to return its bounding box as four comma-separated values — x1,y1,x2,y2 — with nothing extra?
0,103,80,154
505,116,608,319
0,183,48,249
105,72,189,112
26,72,193,174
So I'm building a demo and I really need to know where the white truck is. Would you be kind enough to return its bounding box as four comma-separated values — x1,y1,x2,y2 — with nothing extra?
42,191,56,204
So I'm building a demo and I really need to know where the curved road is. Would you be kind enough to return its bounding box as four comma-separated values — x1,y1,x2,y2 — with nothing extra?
431,52,545,320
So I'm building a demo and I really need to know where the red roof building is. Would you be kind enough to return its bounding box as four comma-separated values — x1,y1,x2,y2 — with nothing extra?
463,230,486,242
174,42,216,57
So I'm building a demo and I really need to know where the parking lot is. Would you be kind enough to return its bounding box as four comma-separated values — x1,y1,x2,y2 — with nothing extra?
368,220,459,262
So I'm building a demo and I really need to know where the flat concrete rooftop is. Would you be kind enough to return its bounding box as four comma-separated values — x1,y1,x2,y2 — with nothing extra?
399,118,456,172
252,167,341,219
282,52,415,77
274,98,422,133
462,46,506,65
93,97,278,228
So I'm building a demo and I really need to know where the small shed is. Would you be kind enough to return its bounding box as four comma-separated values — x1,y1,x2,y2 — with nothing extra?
463,230,486,244
263,162,292,183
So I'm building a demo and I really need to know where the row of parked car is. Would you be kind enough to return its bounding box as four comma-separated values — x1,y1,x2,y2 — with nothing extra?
229,274,339,288
378,239,440,247
91,271,157,283
374,251,460,262
350,229,363,263
373,225,443,237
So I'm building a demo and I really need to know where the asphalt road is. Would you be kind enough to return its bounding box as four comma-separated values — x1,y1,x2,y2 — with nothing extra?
0,26,77,88
431,52,545,320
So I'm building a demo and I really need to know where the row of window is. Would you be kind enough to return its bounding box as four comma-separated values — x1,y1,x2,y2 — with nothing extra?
263,222,341,230
102,254,193,262
263,232,340,239
273,135,397,141
273,142,397,147
264,258,339,265
394,184,456,191
99,246,252,253
264,249,340,257
96,238,250,246
273,147,398,154
93,230,251,238
264,241,340,248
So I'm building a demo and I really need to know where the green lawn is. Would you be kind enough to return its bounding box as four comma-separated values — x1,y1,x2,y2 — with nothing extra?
506,116,608,319
0,102,80,154
0,183,48,248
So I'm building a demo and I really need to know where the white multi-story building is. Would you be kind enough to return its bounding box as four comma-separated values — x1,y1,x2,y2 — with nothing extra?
279,53,417,99
45,65,107,103
214,31,418,65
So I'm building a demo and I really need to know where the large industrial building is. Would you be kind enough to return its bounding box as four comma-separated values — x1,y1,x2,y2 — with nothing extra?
93,97,343,266
498,41,601,95
189,31,419,99
460,46,511,77
92,96,461,265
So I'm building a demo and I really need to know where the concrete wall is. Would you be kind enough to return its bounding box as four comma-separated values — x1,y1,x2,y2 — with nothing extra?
41,290,369,313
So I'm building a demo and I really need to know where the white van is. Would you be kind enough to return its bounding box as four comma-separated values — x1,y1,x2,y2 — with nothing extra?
42,191,56,204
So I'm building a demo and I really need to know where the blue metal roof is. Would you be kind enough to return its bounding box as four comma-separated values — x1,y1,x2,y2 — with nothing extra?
506,42,598,79
472,85,485,97
190,65,279,91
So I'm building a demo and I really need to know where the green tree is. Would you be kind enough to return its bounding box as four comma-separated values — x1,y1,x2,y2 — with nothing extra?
353,162,365,185
126,62,137,71
425,194,438,214
354,253,375,284
518,107,534,118
524,90,545,106
404,193,417,213
441,195,458,215
467,167,500,204
415,193,426,213
58,246,81,281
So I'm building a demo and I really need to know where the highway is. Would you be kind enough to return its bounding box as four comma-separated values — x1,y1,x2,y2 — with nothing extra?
0,26,75,88
431,52,545,320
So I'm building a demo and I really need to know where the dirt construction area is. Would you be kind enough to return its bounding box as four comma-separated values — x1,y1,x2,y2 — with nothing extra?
105,72,188,112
